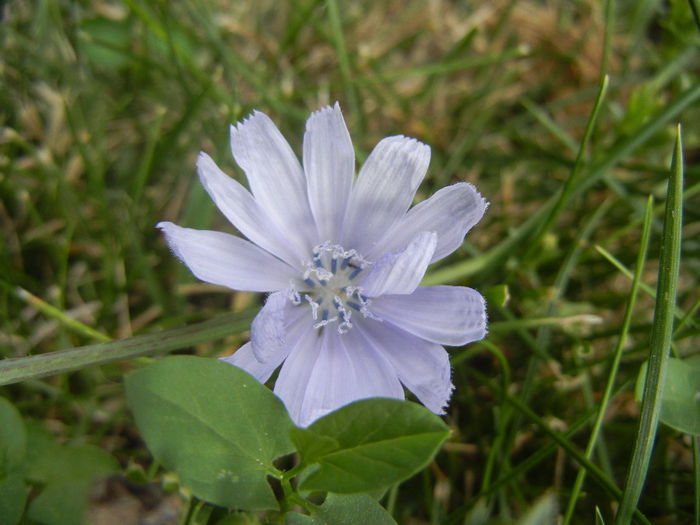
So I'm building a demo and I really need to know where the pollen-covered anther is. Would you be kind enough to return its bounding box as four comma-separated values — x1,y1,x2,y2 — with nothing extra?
296,243,373,333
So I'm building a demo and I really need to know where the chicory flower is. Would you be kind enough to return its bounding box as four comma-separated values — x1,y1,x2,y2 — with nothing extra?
158,103,487,427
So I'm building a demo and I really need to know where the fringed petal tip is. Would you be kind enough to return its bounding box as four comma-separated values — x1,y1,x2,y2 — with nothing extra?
230,109,269,135
156,221,184,261
305,101,344,129
425,381,454,416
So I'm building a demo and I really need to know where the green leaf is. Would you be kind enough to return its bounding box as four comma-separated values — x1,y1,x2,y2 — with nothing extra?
24,423,119,525
292,399,449,493
286,512,318,524
0,473,26,525
635,356,700,436
316,493,396,525
214,513,263,525
125,355,295,511
0,397,27,473
0,398,28,525
286,494,396,525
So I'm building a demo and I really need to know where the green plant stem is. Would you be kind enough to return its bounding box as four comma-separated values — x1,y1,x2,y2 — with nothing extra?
279,464,314,516
615,126,684,524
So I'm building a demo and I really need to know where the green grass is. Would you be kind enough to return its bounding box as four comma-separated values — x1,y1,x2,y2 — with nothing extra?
1,0,699,523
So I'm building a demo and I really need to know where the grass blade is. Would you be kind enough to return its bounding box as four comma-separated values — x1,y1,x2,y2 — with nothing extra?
465,368,652,525
689,0,700,34
1,282,111,343
615,125,684,524
594,245,689,322
425,81,700,285
326,0,362,131
694,436,699,525
0,311,255,386
597,506,607,525
523,75,609,262
563,197,654,523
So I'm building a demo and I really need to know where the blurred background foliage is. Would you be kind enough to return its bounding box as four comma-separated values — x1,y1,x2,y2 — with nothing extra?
1,0,699,523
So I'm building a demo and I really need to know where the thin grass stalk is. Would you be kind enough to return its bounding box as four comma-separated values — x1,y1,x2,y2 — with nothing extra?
596,507,607,525
594,245,688,322
522,74,609,262
0,281,111,343
602,0,615,75
326,0,363,132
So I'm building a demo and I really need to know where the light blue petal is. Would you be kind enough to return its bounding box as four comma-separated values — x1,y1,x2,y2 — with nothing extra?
230,111,317,253
369,182,487,263
296,329,358,425
250,291,309,363
250,292,288,363
360,321,453,415
371,285,487,346
303,102,354,242
273,324,323,426
157,222,296,292
274,326,404,427
219,342,283,383
197,152,305,268
342,136,430,252
224,298,310,385
360,231,437,297
298,327,404,427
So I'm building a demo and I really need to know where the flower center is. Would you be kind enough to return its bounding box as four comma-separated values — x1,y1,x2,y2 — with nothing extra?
293,242,373,333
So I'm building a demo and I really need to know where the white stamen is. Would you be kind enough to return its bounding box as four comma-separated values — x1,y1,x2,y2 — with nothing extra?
291,242,376,333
